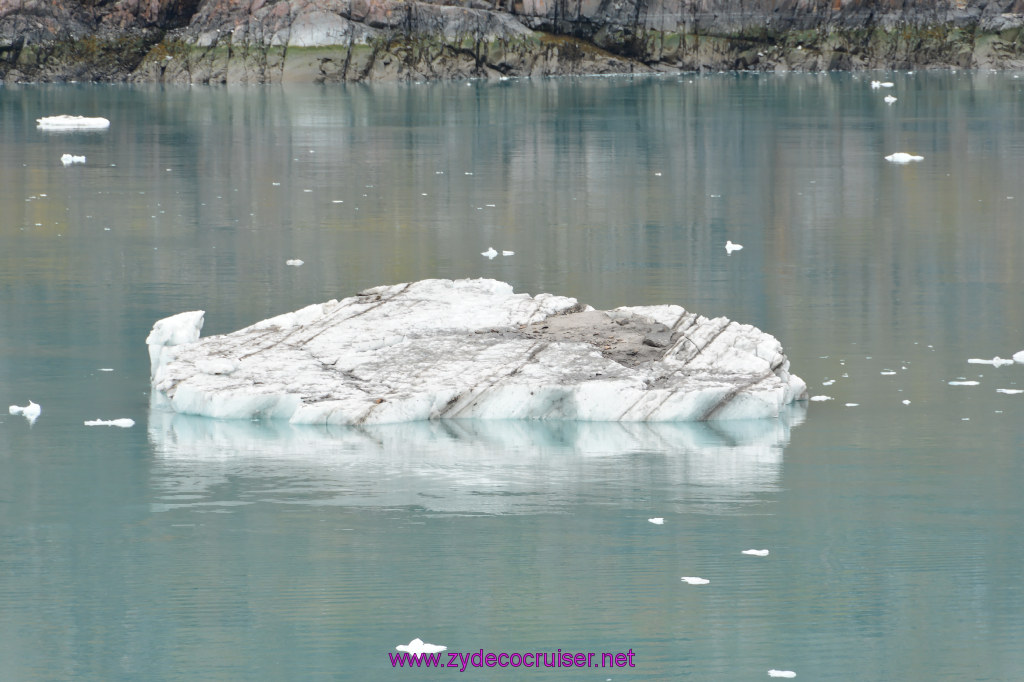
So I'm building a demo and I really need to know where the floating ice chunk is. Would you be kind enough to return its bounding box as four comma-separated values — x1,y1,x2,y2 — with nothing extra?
810,395,833,402
481,247,497,259
948,380,979,386
880,370,897,375
681,577,710,585
648,518,665,525
37,115,110,130
1014,350,1024,364
9,400,41,424
742,549,769,556
502,250,514,256
885,152,924,163
148,279,807,425
286,259,304,267
871,80,881,88
768,671,796,678
902,399,911,404
725,240,743,254
879,82,894,88
822,379,835,386
98,368,114,372
396,638,447,654
60,153,86,165
997,389,1024,394
845,403,859,407
969,357,1014,367
84,418,135,428
884,95,897,104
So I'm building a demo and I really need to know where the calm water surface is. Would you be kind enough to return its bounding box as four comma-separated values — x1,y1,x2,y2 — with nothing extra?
1,74,1023,680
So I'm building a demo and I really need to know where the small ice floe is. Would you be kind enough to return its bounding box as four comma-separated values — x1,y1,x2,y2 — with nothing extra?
1014,349,1024,363
285,259,304,267
681,577,710,585
502,250,514,257
810,395,833,402
725,240,743,254
9,401,41,424
768,671,796,678
648,518,665,525
60,153,86,166
84,418,135,428
885,152,924,163
742,549,770,556
968,357,1014,367
883,95,897,104
654,171,662,176
870,80,882,88
396,638,446,654
845,402,859,407
822,379,835,386
37,115,110,130
902,399,911,405
948,380,979,386
481,247,497,259
997,389,1024,394
880,370,897,375
98,368,114,372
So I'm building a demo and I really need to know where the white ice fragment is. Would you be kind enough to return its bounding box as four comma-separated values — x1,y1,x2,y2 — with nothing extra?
880,370,897,375
147,278,807,424
98,368,114,372
9,400,42,423
654,171,662,176
1014,350,1024,364
286,259,304,267
681,577,710,585
37,115,110,130
742,549,769,556
272,182,281,186
84,418,135,428
396,638,447,654
885,152,924,163
60,153,86,165
902,399,911,405
332,200,344,204
648,518,665,525
997,388,1024,394
768,671,796,678
870,80,881,88
810,395,833,402
948,380,979,386
481,247,497,259
822,379,835,386
725,240,743,254
968,357,1015,367
502,250,514,256
884,94,897,104
845,403,859,407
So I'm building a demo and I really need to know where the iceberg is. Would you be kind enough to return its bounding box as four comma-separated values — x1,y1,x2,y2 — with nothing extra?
37,115,110,130
148,279,807,425
885,152,924,163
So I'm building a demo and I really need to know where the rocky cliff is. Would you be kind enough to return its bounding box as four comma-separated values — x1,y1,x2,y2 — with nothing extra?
3,0,1024,83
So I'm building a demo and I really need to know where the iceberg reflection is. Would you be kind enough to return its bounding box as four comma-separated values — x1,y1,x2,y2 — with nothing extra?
147,405,805,514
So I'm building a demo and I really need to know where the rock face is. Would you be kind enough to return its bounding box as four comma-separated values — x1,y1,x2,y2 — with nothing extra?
3,0,1024,83
148,278,807,425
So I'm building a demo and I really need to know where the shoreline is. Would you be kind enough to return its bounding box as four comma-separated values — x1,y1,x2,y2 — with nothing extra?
3,0,1024,84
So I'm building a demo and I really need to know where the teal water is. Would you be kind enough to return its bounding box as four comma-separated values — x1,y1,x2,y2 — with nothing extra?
2,74,1024,680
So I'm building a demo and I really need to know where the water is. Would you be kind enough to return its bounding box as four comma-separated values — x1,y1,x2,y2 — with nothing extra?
2,73,1024,680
